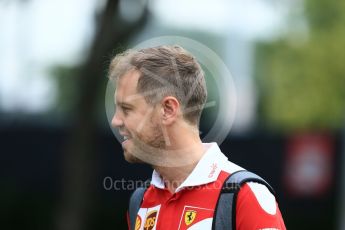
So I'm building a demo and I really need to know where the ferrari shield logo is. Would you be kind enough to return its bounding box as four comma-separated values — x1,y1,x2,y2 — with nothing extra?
184,210,197,226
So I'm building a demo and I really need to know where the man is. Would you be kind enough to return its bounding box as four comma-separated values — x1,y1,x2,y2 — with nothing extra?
108,45,286,229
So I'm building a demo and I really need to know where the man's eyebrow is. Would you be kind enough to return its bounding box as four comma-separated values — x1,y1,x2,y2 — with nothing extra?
116,101,135,108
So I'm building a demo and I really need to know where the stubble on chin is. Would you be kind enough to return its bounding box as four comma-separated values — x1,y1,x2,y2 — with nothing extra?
125,130,166,165
123,149,145,163
122,114,170,164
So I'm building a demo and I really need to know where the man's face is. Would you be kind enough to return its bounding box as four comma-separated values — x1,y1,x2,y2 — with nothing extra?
111,70,165,163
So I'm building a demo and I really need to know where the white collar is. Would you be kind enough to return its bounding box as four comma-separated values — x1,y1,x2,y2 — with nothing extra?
150,142,229,193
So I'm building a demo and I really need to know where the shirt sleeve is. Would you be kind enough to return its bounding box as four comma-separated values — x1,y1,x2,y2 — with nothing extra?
236,182,286,230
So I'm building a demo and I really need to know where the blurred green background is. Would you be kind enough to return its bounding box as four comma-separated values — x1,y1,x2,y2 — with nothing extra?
1,0,344,229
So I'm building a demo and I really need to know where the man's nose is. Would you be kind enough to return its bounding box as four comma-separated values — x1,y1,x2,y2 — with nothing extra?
111,110,123,128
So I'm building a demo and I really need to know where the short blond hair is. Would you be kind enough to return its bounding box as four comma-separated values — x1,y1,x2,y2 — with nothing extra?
108,45,207,125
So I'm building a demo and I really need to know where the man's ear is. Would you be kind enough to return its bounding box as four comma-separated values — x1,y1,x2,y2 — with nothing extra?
161,96,180,125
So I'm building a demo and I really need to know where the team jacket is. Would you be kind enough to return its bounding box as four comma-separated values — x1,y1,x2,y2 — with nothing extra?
127,143,286,230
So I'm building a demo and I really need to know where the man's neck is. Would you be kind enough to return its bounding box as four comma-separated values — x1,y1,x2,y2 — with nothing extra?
153,140,205,194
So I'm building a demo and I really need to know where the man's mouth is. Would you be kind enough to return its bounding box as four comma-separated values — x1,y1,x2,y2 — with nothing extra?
120,133,132,144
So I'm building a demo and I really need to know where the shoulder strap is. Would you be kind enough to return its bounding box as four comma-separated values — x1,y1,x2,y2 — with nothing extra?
212,170,275,230
128,187,146,230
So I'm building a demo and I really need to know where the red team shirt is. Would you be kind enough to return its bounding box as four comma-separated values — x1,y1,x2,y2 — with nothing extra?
127,143,286,230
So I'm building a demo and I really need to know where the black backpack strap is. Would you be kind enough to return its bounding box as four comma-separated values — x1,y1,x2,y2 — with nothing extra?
212,170,275,230
128,187,146,230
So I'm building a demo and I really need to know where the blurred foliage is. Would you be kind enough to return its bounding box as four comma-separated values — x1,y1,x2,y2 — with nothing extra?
50,65,81,115
256,0,345,131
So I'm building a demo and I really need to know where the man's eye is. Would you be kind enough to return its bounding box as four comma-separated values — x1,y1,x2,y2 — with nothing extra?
122,107,130,114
